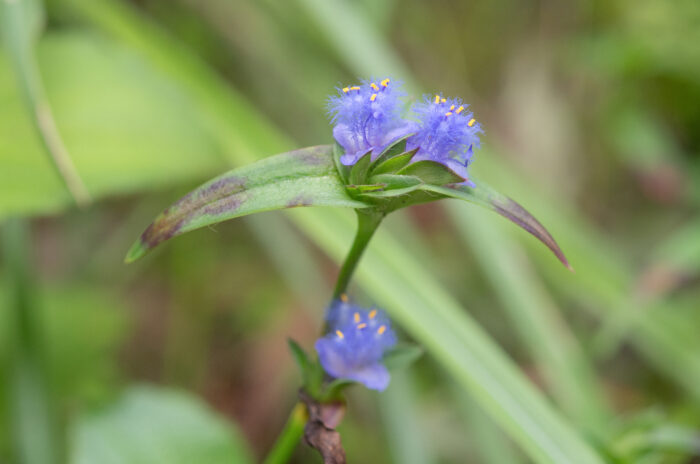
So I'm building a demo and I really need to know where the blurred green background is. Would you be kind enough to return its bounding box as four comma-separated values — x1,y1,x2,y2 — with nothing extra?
1,0,699,463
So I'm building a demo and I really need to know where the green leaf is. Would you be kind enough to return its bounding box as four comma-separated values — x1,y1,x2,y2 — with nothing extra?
397,160,465,185
383,343,424,371
368,135,412,171
287,339,311,376
348,150,373,186
70,386,254,464
125,145,369,262
370,150,417,176
421,182,571,269
369,174,422,191
332,142,350,184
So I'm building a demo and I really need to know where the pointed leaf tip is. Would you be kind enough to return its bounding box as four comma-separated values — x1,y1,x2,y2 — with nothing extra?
419,182,572,270
124,146,369,262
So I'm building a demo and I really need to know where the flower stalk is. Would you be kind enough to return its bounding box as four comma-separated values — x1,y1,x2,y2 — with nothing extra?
332,208,384,299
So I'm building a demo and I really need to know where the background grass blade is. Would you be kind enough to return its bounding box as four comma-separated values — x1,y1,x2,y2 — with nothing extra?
0,0,89,206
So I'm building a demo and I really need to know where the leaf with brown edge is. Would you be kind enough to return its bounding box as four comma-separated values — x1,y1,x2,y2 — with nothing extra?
421,182,572,270
125,145,369,262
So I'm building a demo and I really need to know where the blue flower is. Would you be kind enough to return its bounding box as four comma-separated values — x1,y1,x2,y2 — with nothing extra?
315,298,397,391
328,78,415,166
407,94,483,185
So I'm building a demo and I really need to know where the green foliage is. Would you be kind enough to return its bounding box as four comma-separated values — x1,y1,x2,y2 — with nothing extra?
125,145,366,262
70,386,254,464
0,31,226,217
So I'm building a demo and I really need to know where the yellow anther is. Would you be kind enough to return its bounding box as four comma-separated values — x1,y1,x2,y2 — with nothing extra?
340,293,348,302
342,87,350,93
370,82,379,91
450,105,455,110
445,112,453,116
381,78,390,87
468,118,476,127
377,325,386,335
370,93,378,102
456,106,464,114
354,312,361,323
369,309,377,319
336,330,345,339
441,98,447,103
357,323,367,329
350,86,361,91
434,95,440,104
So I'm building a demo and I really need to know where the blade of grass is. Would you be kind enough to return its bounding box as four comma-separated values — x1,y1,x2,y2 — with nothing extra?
452,383,523,464
451,204,611,432
1,0,90,206
379,370,436,464
2,219,60,464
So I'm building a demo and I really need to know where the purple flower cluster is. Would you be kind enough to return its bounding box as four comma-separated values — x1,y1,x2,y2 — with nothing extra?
315,298,397,391
407,95,482,184
328,79,482,182
328,79,414,165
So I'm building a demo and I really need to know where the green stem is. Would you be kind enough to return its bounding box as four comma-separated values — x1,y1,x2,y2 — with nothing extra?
2,219,61,464
263,208,384,463
332,208,384,299
262,403,308,464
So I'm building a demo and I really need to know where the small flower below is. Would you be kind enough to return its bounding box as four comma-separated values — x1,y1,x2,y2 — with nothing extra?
407,94,483,185
315,297,397,391
328,78,414,166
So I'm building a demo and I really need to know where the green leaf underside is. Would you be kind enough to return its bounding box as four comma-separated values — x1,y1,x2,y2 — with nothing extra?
421,183,572,269
398,160,465,185
126,145,368,262
371,150,417,176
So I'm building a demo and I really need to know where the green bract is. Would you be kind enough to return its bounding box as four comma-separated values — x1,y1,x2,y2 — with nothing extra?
126,139,570,269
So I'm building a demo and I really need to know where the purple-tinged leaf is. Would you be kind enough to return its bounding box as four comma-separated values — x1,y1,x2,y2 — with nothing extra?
421,183,572,270
126,145,369,262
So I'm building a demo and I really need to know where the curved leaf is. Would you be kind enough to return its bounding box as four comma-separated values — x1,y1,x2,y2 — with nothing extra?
70,386,254,464
421,182,572,269
126,145,368,262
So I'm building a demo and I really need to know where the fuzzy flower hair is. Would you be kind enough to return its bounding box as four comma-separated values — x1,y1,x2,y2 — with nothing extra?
407,94,482,184
315,298,397,391
327,78,415,165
